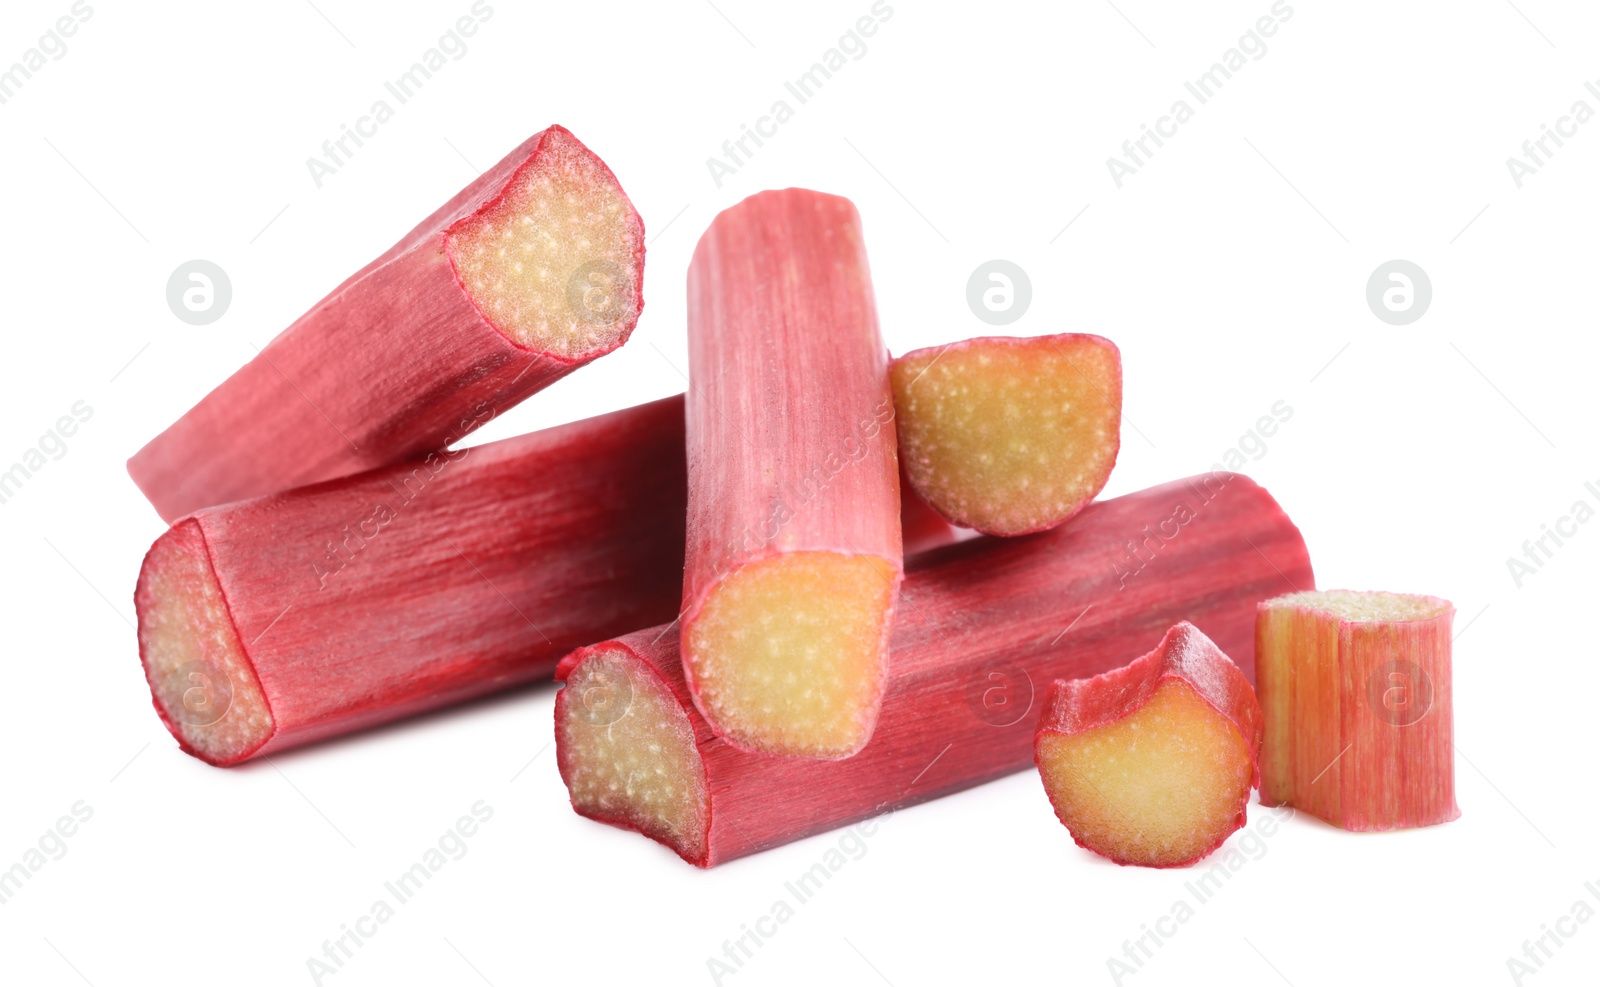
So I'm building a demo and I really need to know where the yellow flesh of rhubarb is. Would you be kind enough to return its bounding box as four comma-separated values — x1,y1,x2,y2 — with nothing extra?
1265,589,1452,623
1037,681,1252,867
893,339,1119,535
560,649,709,861
448,131,640,360
687,552,896,757
139,525,273,763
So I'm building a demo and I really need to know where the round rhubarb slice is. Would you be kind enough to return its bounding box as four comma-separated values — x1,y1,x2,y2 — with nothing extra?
891,333,1122,537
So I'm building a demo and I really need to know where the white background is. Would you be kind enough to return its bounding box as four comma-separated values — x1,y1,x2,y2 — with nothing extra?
1,1,1596,984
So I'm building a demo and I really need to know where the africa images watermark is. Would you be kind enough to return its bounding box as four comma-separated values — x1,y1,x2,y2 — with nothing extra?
305,1,494,188
712,394,895,568
0,801,94,907
0,2,93,108
1504,477,1600,588
305,801,494,984
1505,78,1600,188
1106,1,1294,188
705,1,894,189
1504,880,1600,984
0,401,94,508
1114,401,1294,588
167,260,233,326
1106,806,1293,984
705,819,883,984
313,400,496,588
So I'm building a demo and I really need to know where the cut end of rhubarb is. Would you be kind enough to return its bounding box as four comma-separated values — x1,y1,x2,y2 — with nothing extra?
1037,682,1253,867
1262,589,1452,623
135,521,273,766
684,552,896,758
555,646,709,865
446,127,644,361
891,334,1122,536
1035,623,1261,868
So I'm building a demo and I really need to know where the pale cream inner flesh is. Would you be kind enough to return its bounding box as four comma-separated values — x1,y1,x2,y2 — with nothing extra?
138,524,273,763
686,552,896,758
1264,589,1451,622
892,338,1120,535
560,649,709,861
1037,681,1251,867
447,131,641,359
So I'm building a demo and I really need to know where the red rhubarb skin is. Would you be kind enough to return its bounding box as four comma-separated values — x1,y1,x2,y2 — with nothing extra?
135,396,686,767
1033,621,1264,868
681,189,903,751
557,472,1312,866
1339,607,1457,830
1258,596,1458,831
899,461,961,555
894,333,1123,537
129,125,646,523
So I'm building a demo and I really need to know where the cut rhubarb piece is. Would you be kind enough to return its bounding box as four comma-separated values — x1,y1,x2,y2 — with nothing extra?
134,396,685,766
1257,589,1458,831
682,189,901,759
1034,622,1262,868
891,334,1122,536
555,472,1313,866
129,125,646,522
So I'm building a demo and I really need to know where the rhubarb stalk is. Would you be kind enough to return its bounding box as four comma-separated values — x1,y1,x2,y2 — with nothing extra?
135,396,684,766
1034,622,1263,868
129,125,646,522
555,472,1312,867
682,189,901,759
1256,589,1458,831
891,334,1122,536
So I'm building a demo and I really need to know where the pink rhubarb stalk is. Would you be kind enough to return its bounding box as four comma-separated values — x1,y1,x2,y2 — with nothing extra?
555,472,1312,867
681,188,902,759
135,396,684,766
130,125,646,522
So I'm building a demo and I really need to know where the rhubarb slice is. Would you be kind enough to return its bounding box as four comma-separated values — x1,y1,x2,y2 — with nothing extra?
1257,589,1458,831
682,189,901,759
891,334,1122,536
555,472,1313,866
1034,622,1262,868
135,396,684,766
129,125,646,522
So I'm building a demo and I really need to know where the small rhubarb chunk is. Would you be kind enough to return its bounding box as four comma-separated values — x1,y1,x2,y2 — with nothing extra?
1034,622,1262,868
1257,589,1458,831
891,334,1122,536
556,647,709,862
